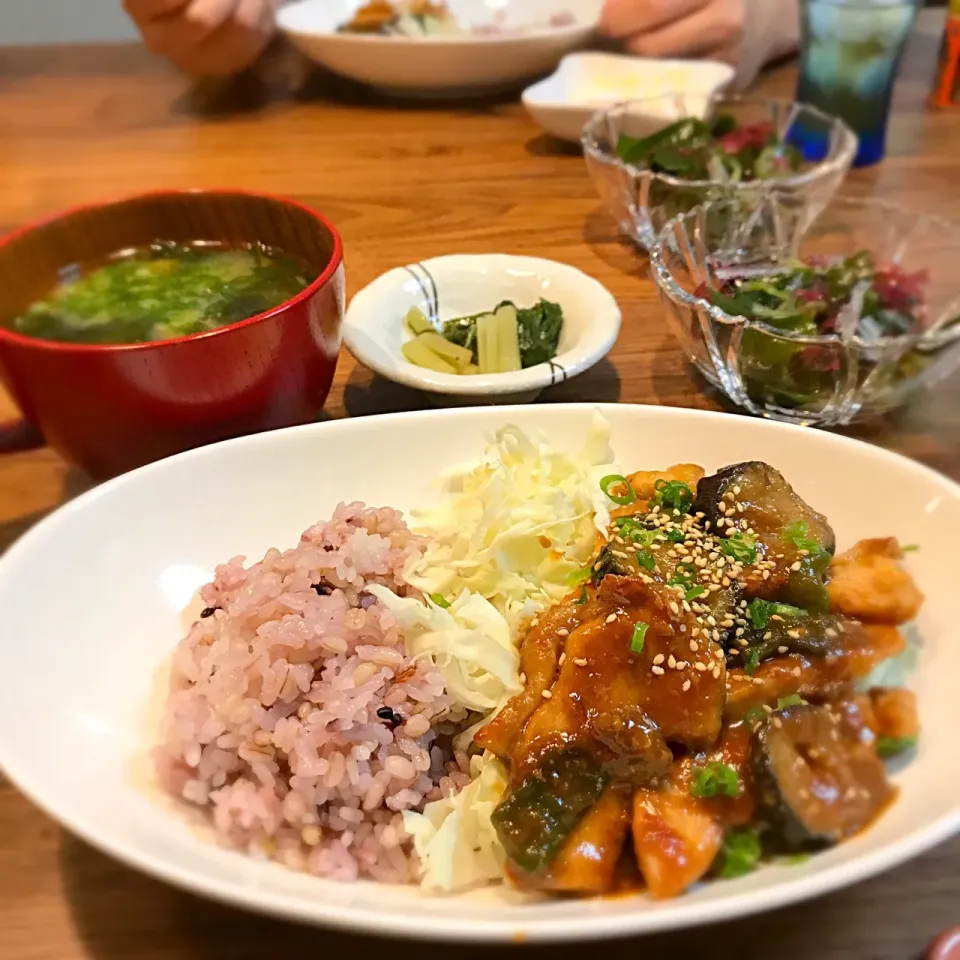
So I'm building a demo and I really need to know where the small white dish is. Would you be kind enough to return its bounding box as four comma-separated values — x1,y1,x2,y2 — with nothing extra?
0,404,957,940
522,52,735,142
278,0,602,96
342,253,622,404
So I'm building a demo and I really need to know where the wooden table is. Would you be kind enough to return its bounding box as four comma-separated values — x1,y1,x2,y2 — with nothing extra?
0,10,957,960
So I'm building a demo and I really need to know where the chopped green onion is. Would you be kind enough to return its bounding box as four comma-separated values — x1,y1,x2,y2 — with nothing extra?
771,602,808,619
722,533,757,565
653,479,694,514
744,647,762,676
747,598,773,630
667,562,697,590
743,705,766,726
575,585,589,605
665,528,686,543
776,694,804,710
613,519,657,547
714,827,763,879
566,567,592,586
900,544,920,553
636,551,656,571
689,761,740,799
685,585,705,601
747,598,807,629
783,852,810,866
876,734,918,758
630,622,649,654
600,474,636,506
428,593,451,609
783,520,822,554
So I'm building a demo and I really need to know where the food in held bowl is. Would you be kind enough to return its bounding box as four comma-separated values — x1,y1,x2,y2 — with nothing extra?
701,251,960,410
402,299,564,375
616,114,804,183
154,418,924,897
339,0,576,37
13,241,313,345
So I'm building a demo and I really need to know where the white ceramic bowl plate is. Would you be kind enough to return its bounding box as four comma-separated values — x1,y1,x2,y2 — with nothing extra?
278,0,602,94
343,254,621,402
522,53,735,142
0,405,957,942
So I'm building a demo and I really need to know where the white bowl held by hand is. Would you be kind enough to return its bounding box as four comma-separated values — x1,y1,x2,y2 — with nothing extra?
278,0,602,96
343,254,621,403
522,53,735,143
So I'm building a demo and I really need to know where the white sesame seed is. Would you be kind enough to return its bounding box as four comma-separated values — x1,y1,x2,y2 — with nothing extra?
792,666,802,677
790,561,802,572
712,665,721,679
682,679,691,692
558,653,567,667
606,613,617,624
695,662,707,672
519,672,526,684
773,717,783,728
541,689,552,699
787,629,802,640
652,665,665,676
531,618,540,627
668,655,677,668
670,601,680,615
777,645,789,654
690,640,699,652
753,677,764,685
573,658,587,667
653,653,665,665
557,628,569,637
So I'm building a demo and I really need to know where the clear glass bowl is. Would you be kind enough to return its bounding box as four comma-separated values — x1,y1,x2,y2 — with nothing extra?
581,94,858,251
651,194,960,427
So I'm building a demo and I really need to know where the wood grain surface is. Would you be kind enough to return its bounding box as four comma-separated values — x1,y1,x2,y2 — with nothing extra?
0,10,957,960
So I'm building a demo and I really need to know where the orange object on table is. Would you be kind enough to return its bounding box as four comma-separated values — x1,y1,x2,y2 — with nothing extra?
929,928,960,960
932,3,960,106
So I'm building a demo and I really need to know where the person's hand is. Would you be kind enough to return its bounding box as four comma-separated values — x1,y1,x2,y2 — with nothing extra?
598,0,746,65
123,0,279,77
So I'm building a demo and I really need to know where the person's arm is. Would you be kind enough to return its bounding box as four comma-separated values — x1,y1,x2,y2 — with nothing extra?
123,0,280,77
736,0,800,88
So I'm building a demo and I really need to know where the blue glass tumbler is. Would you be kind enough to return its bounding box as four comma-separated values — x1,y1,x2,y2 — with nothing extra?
792,0,919,167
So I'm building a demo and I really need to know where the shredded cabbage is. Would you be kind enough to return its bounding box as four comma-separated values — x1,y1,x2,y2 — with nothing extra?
384,414,619,893
403,752,509,893
365,585,520,713
404,411,619,633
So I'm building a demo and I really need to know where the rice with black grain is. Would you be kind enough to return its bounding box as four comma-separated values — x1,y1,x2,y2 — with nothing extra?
154,502,471,883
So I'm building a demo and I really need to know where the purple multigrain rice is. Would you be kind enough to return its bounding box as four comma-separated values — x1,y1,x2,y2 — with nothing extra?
154,502,467,884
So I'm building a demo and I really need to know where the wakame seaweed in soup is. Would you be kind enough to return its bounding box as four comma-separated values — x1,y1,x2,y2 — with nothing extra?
12,241,314,345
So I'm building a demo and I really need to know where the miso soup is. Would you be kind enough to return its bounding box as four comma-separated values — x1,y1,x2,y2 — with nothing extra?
12,241,315,345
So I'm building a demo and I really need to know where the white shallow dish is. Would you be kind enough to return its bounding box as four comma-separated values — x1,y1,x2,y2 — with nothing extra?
343,254,621,403
0,405,959,942
278,0,602,95
522,52,735,142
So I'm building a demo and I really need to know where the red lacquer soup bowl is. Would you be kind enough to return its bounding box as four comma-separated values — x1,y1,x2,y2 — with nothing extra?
0,190,345,479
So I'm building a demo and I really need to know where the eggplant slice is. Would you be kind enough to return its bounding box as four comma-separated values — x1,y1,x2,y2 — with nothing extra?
751,703,892,849
694,462,836,611
491,749,608,875
693,461,835,554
